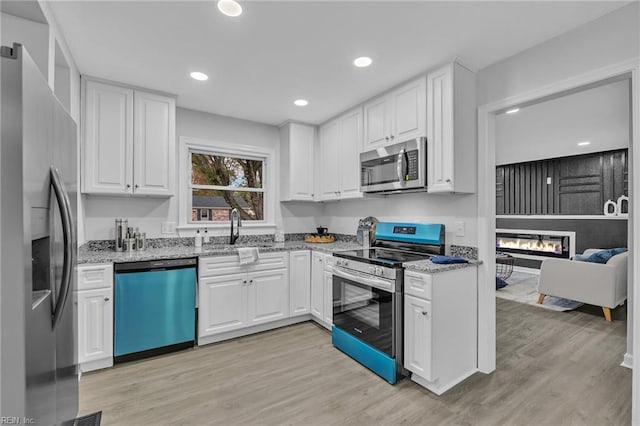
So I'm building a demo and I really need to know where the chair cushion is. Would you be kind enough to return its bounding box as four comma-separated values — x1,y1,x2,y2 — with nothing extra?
576,248,627,264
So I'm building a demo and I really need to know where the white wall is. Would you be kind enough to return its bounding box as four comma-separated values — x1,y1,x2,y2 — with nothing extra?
321,193,479,250
495,79,630,165
81,107,322,241
477,2,639,107
475,0,639,412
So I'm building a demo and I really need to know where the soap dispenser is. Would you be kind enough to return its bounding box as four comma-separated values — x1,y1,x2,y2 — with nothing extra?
195,230,203,248
203,228,210,244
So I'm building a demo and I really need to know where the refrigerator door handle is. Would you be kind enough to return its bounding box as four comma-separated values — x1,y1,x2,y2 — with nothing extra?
50,166,75,329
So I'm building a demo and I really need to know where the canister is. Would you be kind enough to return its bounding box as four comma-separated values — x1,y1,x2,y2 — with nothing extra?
136,233,147,251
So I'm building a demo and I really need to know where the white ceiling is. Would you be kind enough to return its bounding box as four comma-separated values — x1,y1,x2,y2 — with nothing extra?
495,79,630,165
48,1,630,126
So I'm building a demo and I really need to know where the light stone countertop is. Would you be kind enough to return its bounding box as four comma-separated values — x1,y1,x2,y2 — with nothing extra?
78,240,363,265
402,258,482,274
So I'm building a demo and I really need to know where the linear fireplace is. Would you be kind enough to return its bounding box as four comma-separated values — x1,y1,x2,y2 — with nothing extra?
496,229,576,259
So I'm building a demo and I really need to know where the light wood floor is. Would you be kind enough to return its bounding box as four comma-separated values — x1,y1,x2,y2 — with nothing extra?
79,299,631,425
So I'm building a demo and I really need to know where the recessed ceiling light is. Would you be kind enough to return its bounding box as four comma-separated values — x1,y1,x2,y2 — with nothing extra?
505,108,520,114
217,0,242,17
294,99,308,107
353,57,372,68
190,71,208,81
577,141,591,146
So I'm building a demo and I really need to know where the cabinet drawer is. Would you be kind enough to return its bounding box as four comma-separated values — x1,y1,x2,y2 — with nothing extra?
404,270,432,300
77,264,113,291
199,252,290,277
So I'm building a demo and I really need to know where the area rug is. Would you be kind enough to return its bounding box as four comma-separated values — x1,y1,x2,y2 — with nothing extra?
496,271,583,312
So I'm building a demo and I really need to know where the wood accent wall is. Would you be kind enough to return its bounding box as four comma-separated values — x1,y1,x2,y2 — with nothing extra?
496,149,628,215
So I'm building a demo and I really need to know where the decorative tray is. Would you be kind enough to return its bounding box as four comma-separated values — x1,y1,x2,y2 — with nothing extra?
304,234,336,243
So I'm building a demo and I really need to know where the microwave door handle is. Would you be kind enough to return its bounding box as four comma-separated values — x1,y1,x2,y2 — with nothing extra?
50,166,75,329
333,266,393,292
396,147,405,184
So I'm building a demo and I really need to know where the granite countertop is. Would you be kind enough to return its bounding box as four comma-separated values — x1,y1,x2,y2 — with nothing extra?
402,258,482,274
78,240,362,265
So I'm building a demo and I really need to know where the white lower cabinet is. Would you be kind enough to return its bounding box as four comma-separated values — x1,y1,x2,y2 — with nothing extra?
198,252,292,342
199,273,247,336
247,269,289,325
310,251,333,329
403,267,477,395
289,250,311,316
76,264,113,372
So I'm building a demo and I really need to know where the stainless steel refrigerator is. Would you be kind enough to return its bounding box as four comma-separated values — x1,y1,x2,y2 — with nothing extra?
1,43,78,425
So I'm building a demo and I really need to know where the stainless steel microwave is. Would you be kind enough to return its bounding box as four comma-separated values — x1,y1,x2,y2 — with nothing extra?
360,137,427,194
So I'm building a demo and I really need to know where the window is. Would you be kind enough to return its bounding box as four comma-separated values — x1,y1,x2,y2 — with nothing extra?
189,150,265,223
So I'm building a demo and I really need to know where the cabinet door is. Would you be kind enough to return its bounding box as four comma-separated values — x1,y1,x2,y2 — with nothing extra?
310,252,325,319
427,65,454,193
248,269,289,325
404,295,432,380
82,80,134,194
393,77,426,141
340,108,363,199
77,287,113,364
289,250,311,316
363,95,390,149
288,123,315,201
133,91,175,196
199,274,247,337
322,269,333,327
319,119,342,200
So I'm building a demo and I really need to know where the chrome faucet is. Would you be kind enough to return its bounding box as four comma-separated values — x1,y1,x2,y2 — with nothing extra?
230,208,242,245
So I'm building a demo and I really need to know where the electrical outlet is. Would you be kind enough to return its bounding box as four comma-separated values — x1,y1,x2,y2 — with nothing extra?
161,221,176,234
455,221,465,237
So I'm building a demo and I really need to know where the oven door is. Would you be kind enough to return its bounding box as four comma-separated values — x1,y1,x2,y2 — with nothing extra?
360,137,426,193
332,266,395,357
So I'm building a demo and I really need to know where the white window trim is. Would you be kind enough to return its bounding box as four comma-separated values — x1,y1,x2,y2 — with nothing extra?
178,136,276,234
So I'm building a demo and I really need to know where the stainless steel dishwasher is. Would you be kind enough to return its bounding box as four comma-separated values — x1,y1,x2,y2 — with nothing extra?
113,258,197,363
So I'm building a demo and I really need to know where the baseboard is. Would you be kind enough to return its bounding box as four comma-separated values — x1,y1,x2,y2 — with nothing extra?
80,357,113,373
198,314,313,346
409,368,478,395
621,352,633,369
512,266,540,275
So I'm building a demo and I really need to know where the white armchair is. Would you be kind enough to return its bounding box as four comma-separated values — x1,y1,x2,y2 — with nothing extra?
537,249,628,321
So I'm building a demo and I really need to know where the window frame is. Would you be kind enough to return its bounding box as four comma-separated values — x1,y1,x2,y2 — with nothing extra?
178,137,276,232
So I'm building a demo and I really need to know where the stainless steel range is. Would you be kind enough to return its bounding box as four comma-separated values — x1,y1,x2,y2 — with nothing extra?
331,222,445,384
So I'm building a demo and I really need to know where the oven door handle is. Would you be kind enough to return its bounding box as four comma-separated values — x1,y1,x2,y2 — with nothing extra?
333,267,394,293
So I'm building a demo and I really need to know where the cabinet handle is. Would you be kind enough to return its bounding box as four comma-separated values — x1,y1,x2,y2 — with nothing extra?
446,179,451,183
135,184,139,189
243,280,247,284
104,297,110,302
319,259,323,262
385,136,390,142
126,184,131,189
390,135,395,140
249,279,254,284
421,311,429,317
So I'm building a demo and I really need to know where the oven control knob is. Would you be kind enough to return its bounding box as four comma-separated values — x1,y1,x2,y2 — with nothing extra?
343,260,349,267
336,259,343,266
369,266,376,274
375,267,383,276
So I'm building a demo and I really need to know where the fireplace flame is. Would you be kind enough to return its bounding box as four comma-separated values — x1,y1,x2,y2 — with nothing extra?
497,238,561,254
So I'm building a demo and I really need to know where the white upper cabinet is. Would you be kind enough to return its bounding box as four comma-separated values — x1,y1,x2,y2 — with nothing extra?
318,119,342,201
363,76,426,150
133,91,175,196
280,122,316,201
393,77,427,142
318,107,363,201
82,78,175,197
82,81,133,195
426,62,476,193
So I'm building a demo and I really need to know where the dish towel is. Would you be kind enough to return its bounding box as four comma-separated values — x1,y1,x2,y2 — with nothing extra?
238,247,260,265
430,255,468,264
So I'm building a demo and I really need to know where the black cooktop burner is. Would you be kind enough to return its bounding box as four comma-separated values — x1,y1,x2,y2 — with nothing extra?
333,247,431,267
